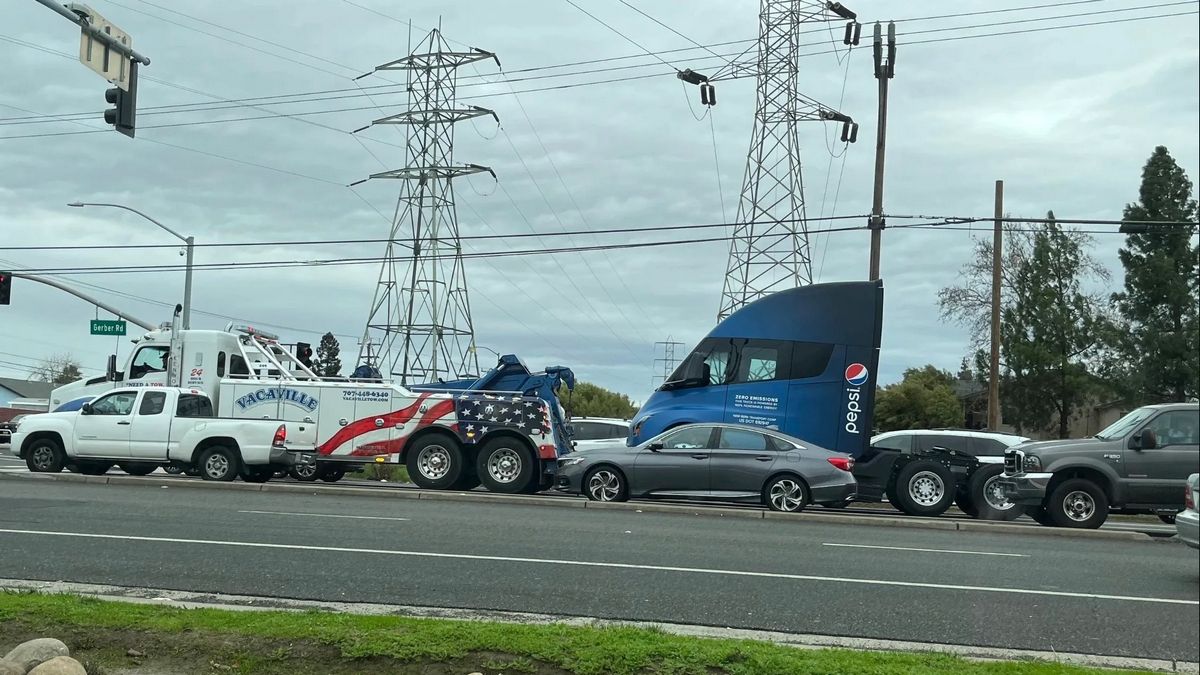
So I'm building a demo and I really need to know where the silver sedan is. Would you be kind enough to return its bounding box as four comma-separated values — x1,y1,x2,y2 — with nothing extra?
552,423,856,512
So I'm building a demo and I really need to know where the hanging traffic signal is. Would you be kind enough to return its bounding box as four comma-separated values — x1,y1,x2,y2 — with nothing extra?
103,60,137,138
296,342,313,368
0,271,11,305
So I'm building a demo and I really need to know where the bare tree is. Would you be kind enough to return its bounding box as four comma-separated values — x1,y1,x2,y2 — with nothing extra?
29,353,83,386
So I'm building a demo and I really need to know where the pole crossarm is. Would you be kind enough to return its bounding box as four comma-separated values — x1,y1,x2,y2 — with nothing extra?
363,164,496,182
363,106,498,128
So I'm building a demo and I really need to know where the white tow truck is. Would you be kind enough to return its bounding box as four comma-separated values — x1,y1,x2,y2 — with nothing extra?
10,387,313,480
42,311,575,492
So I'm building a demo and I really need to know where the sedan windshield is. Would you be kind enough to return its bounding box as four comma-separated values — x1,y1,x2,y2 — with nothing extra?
1095,407,1155,441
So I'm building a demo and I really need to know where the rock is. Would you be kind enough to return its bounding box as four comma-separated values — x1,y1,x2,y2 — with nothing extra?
27,657,86,675
3,639,70,672
0,659,26,675
126,648,144,658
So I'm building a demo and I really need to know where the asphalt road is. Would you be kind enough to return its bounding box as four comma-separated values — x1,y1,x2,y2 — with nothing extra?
0,478,1196,662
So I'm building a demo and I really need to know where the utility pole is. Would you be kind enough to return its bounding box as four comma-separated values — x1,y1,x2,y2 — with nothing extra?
868,21,895,281
988,179,1004,430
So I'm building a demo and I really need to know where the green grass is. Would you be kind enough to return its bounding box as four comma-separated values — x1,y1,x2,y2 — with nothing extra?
0,592,1153,675
347,462,410,483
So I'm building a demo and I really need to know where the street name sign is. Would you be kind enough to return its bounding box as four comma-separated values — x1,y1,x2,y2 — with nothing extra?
90,319,127,336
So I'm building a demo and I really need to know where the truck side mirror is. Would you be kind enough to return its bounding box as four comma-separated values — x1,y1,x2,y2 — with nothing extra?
106,354,117,382
80,403,93,415
1139,428,1157,450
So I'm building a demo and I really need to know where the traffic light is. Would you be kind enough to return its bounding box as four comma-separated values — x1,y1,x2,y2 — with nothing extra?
296,342,313,369
103,60,137,138
0,271,11,305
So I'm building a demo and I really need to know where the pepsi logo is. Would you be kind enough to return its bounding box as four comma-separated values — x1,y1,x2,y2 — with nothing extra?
844,363,869,386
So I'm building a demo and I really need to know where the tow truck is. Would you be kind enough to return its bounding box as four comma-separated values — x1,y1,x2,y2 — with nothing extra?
48,308,575,493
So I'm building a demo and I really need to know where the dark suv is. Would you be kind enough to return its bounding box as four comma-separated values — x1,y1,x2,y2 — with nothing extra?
998,403,1200,529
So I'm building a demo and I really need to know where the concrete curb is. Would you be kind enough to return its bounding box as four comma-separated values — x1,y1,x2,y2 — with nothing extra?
0,579,1193,673
0,471,1153,542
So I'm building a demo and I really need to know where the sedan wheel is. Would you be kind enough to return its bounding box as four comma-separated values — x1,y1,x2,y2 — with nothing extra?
583,467,627,502
765,476,807,513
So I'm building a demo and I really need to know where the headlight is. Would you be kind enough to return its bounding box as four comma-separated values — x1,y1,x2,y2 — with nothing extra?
559,456,587,467
1023,455,1042,472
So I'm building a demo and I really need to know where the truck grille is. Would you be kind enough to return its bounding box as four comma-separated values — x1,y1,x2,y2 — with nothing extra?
1004,449,1022,475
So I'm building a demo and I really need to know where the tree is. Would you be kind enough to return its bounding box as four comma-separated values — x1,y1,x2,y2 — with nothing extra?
563,381,637,419
29,353,82,386
311,332,342,378
937,217,1036,351
874,365,962,432
1107,146,1200,402
1001,213,1108,437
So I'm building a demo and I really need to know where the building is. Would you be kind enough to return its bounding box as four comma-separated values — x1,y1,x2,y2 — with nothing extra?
0,377,52,409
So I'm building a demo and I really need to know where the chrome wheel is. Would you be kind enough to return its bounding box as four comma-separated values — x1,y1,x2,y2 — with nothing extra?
587,469,621,501
486,447,522,484
1062,490,1095,522
292,462,317,479
417,445,452,481
204,453,230,479
768,478,805,512
909,471,945,507
982,474,1015,511
30,445,55,471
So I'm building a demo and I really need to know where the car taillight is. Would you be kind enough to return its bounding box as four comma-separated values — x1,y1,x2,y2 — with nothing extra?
1186,484,1195,511
272,425,286,447
828,456,854,472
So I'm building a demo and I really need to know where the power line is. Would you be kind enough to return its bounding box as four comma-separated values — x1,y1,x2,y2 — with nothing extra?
617,0,735,69
562,0,679,70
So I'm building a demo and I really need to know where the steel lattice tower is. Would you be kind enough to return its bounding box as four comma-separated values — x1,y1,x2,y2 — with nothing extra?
356,29,498,384
717,1,853,321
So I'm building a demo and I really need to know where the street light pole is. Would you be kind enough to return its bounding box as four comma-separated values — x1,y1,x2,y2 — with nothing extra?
68,201,193,329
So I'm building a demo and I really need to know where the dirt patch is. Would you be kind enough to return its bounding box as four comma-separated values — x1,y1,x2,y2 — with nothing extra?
1,621,569,675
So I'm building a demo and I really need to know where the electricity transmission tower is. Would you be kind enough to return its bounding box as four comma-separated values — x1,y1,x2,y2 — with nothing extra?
652,338,685,387
688,1,857,321
353,29,499,384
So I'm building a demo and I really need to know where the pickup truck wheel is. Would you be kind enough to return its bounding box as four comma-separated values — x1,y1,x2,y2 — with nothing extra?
1047,478,1109,529
198,446,241,482
970,465,1022,521
1024,506,1055,526
892,461,955,517
164,465,185,475
289,463,319,481
76,461,113,476
318,468,346,483
242,466,274,483
476,438,536,494
25,438,66,473
406,435,465,490
118,462,157,476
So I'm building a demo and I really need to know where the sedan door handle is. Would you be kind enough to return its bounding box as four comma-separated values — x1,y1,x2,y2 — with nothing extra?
691,453,709,460
117,421,131,426
754,455,772,461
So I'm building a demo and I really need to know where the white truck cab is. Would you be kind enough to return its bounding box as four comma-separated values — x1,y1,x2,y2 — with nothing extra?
11,386,315,481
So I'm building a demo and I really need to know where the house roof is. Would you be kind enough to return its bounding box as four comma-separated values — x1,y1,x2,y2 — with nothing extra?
0,377,53,400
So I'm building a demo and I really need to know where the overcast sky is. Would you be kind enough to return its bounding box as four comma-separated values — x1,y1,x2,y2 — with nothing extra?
1,0,1197,402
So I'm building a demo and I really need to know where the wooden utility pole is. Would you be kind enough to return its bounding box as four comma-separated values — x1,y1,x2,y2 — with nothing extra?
988,180,1004,430
867,21,895,281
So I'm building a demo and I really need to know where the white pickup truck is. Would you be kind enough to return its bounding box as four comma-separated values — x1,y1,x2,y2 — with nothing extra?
9,387,315,482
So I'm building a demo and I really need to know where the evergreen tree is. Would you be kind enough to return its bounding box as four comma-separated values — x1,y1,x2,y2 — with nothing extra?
1108,146,1200,402
1001,214,1106,437
564,381,637,419
311,332,342,378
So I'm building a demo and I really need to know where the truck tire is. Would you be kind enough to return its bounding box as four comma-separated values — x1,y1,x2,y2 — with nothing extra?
969,464,1022,521
289,463,320,481
406,434,466,490
955,491,978,518
118,462,157,476
197,446,241,482
451,466,481,491
892,461,955,517
76,461,113,476
242,466,274,483
319,468,346,483
164,464,186,475
476,437,536,494
1025,505,1055,526
1047,478,1109,529
25,438,66,473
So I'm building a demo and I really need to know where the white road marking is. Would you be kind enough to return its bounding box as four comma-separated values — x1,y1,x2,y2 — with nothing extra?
1,527,1193,606
822,543,1028,558
238,510,409,522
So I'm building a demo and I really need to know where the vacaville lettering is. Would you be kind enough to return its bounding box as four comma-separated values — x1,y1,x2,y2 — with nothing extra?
235,387,319,412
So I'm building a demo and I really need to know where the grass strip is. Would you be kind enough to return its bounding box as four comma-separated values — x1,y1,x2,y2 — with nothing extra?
0,591,1153,675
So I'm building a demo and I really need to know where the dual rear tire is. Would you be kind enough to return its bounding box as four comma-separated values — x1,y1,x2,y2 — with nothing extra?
405,434,540,494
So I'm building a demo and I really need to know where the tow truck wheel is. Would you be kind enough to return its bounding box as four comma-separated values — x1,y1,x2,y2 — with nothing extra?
969,464,1022,521
76,461,113,476
242,466,274,483
198,446,241,482
1047,478,1109,529
118,462,157,476
893,461,955,517
476,438,536,494
25,438,66,473
451,466,481,491
406,434,465,490
319,467,346,483
955,491,978,518
289,463,319,482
